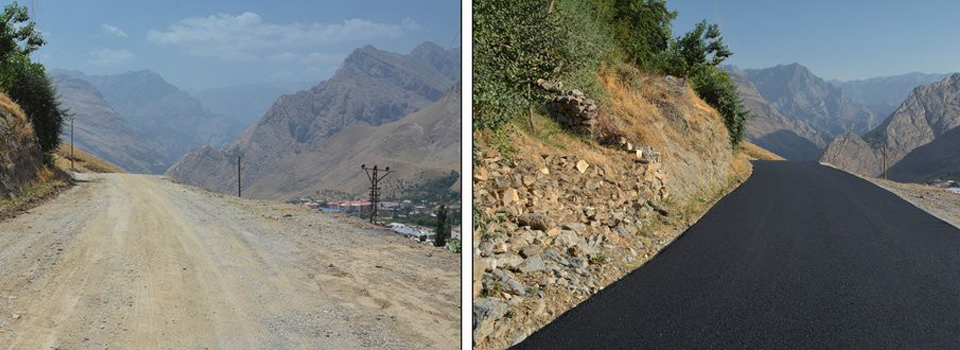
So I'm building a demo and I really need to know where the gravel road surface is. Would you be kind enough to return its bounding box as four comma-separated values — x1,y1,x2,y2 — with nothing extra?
0,173,459,349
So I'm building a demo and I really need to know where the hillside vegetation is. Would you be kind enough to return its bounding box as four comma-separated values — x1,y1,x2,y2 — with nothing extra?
472,1,776,349
474,0,747,146
0,93,68,218
0,4,76,218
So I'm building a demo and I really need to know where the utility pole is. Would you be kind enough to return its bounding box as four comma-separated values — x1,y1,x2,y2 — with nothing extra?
362,164,391,225
237,154,242,198
70,117,74,170
882,144,887,180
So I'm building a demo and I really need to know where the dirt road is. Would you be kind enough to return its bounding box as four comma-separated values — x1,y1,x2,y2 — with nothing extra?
0,173,459,349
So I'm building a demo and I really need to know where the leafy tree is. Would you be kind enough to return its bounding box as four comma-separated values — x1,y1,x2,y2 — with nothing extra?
434,204,449,247
690,67,748,146
600,0,676,68
0,2,67,160
0,2,44,60
473,0,571,130
664,20,732,78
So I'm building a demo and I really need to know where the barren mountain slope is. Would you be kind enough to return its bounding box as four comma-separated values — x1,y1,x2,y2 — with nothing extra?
726,69,823,160
822,73,960,176
244,83,461,198
51,74,166,173
833,72,952,117
888,125,960,182
61,70,248,167
168,42,460,199
741,63,879,138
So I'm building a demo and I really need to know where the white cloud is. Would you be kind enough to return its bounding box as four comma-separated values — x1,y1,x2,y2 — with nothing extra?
101,24,128,38
87,48,134,66
146,12,420,61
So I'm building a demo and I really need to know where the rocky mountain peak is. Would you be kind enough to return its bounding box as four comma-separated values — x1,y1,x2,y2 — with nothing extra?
168,42,460,199
822,73,960,177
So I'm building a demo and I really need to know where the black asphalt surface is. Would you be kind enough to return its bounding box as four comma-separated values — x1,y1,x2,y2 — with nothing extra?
512,161,960,350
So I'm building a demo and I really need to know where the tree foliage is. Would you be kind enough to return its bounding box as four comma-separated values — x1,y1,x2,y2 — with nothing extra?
690,67,748,146
599,0,676,68
0,2,67,161
473,0,568,130
662,20,746,146
664,20,732,78
473,0,747,146
0,2,44,59
434,204,449,248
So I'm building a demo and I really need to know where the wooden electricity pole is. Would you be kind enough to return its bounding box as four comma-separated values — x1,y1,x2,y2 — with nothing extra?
70,117,74,170
237,154,242,198
882,144,887,180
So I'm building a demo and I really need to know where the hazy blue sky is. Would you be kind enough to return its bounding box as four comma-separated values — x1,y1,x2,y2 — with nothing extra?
669,0,960,80
14,0,460,90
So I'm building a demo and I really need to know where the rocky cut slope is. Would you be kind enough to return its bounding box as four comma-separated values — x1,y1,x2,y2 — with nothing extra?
472,71,759,350
0,93,42,198
167,42,460,199
821,73,960,177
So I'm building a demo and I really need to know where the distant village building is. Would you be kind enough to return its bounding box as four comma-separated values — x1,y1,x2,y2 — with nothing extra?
303,202,320,210
325,200,374,214
389,223,435,242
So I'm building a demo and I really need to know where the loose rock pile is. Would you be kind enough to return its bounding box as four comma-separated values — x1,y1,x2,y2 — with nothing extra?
535,79,600,133
545,89,599,131
472,147,672,348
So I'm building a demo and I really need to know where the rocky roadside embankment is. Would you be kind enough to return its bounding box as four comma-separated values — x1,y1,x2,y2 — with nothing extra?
0,93,42,198
473,72,756,350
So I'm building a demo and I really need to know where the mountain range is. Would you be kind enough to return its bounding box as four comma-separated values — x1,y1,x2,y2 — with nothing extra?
166,42,462,200
51,74,168,173
56,70,247,166
831,72,952,118
724,63,879,160
190,83,305,127
726,64,958,171
822,73,960,180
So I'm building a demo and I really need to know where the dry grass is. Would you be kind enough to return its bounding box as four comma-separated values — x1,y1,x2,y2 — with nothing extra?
53,144,124,174
740,141,785,161
0,93,34,139
600,70,736,201
0,93,26,121
0,164,70,220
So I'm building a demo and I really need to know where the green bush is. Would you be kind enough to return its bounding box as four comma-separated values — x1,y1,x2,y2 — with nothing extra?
691,67,748,146
1,2,66,161
473,0,747,146
473,0,617,131
1,53,67,157
434,204,450,247
596,0,676,69
473,0,568,130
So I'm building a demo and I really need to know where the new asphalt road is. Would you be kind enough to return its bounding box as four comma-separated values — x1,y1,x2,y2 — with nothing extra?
513,161,960,350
